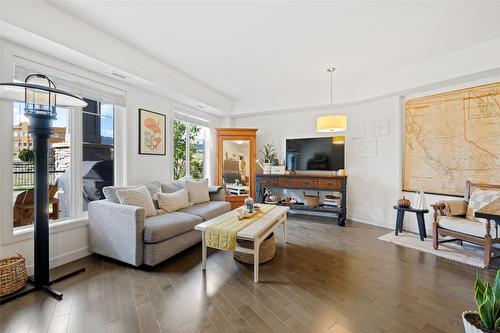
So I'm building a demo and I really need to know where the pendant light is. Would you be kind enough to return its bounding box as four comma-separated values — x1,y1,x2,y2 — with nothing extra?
316,67,347,133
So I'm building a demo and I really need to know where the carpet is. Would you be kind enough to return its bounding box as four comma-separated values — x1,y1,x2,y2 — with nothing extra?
378,231,485,268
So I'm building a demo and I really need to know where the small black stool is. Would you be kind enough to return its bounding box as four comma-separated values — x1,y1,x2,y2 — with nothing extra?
393,206,429,241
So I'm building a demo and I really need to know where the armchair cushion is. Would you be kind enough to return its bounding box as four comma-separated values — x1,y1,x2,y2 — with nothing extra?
438,216,497,238
437,200,468,217
466,189,500,222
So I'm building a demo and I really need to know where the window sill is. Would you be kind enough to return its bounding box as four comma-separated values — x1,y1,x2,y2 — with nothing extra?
8,216,89,245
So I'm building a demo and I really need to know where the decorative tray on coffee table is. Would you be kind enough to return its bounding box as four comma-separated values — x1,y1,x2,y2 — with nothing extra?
237,205,261,220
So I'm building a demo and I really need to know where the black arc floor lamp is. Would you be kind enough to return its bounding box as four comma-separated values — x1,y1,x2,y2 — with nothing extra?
0,74,87,304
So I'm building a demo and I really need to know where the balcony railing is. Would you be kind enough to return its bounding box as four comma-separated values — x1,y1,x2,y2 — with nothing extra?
13,162,65,189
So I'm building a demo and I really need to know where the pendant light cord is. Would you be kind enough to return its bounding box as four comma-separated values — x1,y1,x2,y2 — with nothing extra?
330,70,333,105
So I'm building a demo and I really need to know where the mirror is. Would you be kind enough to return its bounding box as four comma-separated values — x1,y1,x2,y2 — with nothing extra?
222,139,250,196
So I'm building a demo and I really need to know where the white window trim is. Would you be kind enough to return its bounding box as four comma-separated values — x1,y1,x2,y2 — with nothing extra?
0,47,126,246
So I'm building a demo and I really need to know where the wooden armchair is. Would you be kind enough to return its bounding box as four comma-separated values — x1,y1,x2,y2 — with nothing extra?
13,185,59,227
431,180,500,267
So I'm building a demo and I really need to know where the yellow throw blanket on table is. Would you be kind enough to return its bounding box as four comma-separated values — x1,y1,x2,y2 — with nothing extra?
205,204,276,251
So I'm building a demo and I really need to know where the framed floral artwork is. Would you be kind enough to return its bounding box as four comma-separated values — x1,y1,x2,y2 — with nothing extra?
138,108,166,155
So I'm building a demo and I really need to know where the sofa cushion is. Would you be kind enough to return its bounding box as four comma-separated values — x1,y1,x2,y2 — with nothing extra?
116,186,158,217
466,189,500,222
156,189,190,212
185,178,210,204
103,181,161,203
160,180,186,193
438,216,497,238
144,212,203,243
180,201,231,221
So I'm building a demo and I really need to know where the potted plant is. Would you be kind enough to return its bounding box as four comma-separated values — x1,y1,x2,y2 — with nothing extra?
463,271,500,332
259,143,277,174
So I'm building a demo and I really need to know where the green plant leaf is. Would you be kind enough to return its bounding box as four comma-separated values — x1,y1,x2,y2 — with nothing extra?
495,316,500,329
493,270,500,302
475,273,486,307
479,295,495,330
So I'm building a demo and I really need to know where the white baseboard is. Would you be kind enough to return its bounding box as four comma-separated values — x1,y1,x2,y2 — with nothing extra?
26,247,91,275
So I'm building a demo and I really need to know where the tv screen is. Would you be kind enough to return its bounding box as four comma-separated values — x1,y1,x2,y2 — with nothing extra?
286,137,345,171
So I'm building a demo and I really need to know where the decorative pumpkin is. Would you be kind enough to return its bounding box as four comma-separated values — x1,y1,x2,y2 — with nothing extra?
398,196,411,208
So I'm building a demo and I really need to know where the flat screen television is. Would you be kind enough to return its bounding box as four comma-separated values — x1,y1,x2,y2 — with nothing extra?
286,137,345,171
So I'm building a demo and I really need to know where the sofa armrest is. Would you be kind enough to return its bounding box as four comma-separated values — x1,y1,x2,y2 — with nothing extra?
209,186,226,201
88,200,145,266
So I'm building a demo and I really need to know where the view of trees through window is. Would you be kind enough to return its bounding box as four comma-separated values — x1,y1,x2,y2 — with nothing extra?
173,120,208,180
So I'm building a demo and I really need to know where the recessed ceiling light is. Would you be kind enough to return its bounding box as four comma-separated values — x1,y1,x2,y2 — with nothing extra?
111,72,126,79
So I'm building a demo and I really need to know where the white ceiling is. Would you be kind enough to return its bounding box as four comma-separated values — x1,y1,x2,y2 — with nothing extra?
47,0,500,113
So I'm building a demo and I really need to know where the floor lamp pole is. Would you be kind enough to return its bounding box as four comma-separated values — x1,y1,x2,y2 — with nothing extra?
32,114,51,287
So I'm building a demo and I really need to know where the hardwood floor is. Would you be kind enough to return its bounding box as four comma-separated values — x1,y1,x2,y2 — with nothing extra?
1,216,495,333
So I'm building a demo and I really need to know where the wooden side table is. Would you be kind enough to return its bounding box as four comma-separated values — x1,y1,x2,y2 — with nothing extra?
393,206,429,241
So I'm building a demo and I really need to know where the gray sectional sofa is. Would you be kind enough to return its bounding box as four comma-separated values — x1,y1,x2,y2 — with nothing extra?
88,180,230,267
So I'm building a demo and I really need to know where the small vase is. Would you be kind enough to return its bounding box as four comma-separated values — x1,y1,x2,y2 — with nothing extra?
462,311,487,333
263,163,272,174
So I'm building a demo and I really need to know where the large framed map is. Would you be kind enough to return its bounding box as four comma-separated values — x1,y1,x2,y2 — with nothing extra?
403,82,500,196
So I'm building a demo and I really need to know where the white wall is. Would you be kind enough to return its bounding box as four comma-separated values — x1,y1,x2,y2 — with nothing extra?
0,39,224,271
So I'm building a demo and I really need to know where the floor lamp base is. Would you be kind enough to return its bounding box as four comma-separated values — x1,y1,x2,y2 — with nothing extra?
0,267,85,305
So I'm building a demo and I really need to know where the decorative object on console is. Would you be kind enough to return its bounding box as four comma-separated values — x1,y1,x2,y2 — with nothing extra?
316,67,347,133
259,143,277,174
397,196,411,208
138,108,166,155
271,165,286,175
413,190,427,210
462,271,500,333
0,74,87,304
303,191,320,207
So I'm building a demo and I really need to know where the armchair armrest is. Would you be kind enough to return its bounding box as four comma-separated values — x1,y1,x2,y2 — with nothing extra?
88,200,145,266
431,202,446,222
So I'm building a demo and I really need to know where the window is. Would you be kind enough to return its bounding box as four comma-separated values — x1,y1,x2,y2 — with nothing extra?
81,99,115,211
173,120,209,180
11,98,116,228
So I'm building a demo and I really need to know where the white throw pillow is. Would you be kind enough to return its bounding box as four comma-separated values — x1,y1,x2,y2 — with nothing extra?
116,186,157,217
156,188,190,212
466,189,500,222
185,178,210,205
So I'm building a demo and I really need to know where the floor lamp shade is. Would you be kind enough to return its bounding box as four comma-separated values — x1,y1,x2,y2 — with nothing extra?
316,115,347,133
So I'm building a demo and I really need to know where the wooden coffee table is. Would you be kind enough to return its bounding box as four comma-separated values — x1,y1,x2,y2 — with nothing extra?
194,205,289,283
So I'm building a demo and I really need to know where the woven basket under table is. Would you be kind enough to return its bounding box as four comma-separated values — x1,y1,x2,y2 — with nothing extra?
0,253,28,297
234,233,276,264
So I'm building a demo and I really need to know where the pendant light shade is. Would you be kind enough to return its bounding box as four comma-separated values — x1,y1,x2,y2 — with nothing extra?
316,67,347,133
332,135,345,144
317,115,347,133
